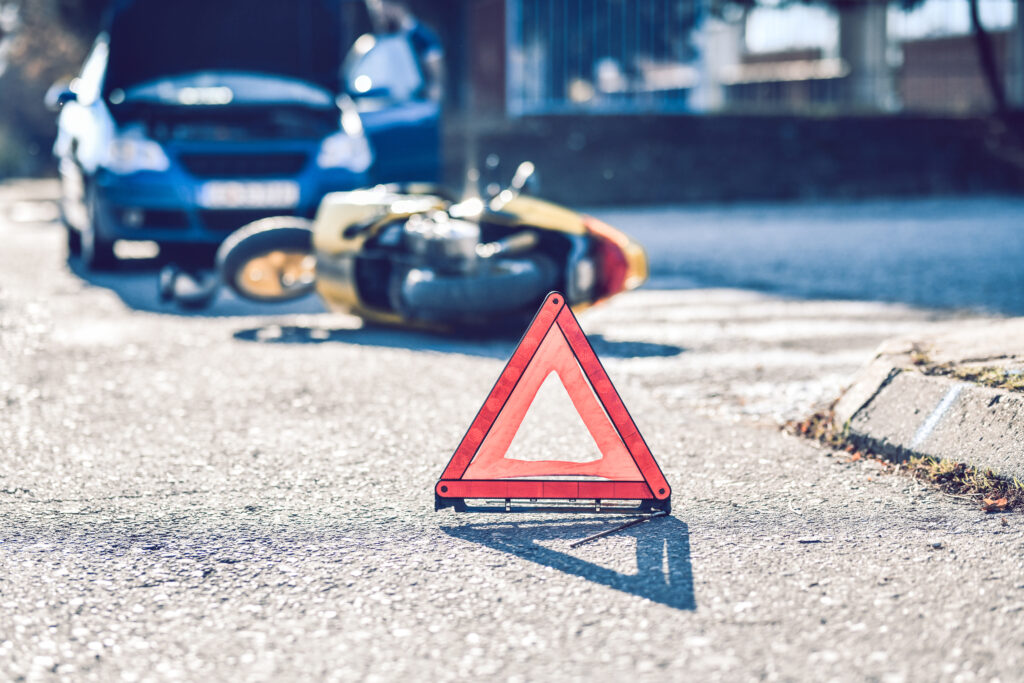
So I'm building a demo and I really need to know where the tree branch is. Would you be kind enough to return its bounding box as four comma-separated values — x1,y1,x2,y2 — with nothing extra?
968,0,1009,115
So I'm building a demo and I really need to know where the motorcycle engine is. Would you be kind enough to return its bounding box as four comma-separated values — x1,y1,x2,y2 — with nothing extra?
382,209,556,325
402,211,480,274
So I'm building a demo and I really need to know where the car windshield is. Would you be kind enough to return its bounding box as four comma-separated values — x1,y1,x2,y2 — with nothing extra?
118,72,335,108
104,0,367,96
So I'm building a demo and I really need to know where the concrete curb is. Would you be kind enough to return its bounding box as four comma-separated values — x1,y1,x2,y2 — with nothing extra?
833,319,1024,482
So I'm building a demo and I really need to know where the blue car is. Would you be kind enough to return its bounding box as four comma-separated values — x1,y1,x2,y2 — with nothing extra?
49,0,440,269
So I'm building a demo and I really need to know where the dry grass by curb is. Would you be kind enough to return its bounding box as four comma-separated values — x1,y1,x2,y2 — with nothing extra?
786,410,1024,513
939,366,1024,392
910,348,1024,393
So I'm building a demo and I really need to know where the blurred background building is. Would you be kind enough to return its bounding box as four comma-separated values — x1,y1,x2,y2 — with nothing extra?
434,0,1024,202
1,0,1023,202
452,0,1023,116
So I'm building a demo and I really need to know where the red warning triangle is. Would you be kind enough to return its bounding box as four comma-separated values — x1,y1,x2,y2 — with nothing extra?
435,292,671,513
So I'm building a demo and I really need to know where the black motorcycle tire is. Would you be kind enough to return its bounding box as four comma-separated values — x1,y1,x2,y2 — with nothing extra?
399,256,557,320
216,217,315,302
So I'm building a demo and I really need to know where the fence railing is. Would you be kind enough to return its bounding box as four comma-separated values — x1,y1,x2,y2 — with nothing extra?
503,0,1023,116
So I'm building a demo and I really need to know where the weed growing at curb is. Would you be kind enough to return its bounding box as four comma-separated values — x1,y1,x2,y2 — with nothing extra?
940,366,1024,392
903,458,1024,512
909,348,1024,392
907,344,1024,392
788,410,845,449
786,410,1024,513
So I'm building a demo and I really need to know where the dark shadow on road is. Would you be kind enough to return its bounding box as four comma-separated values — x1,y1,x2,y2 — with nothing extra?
67,251,686,356
232,323,685,359
442,516,695,610
67,257,327,317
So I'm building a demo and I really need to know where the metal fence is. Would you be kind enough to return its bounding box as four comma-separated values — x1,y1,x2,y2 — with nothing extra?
504,0,1024,115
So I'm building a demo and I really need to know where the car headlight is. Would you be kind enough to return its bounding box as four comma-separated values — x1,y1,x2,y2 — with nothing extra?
105,136,170,174
316,132,372,172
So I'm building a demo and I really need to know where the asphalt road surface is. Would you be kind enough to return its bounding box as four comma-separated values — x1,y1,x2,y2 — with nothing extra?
2,181,1023,682
594,197,1024,316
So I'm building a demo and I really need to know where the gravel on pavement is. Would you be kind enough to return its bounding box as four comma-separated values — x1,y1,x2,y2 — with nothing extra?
2,182,1023,682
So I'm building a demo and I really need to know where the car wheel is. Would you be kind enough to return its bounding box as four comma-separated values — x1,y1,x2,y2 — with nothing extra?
65,223,82,257
56,198,83,257
81,185,117,270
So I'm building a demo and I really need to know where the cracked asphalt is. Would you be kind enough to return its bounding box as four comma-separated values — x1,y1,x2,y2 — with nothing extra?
2,180,1023,682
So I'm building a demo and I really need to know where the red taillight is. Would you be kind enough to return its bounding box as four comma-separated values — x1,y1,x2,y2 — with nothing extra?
583,215,630,299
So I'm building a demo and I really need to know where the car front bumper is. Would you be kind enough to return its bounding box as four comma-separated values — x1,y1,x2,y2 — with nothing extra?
93,165,366,245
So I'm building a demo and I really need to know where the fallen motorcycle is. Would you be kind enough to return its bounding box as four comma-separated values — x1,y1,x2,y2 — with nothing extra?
164,162,648,327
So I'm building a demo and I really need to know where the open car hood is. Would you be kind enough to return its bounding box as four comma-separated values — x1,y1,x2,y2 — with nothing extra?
104,0,350,97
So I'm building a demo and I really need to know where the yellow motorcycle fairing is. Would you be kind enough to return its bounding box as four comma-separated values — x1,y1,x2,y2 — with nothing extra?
309,187,648,325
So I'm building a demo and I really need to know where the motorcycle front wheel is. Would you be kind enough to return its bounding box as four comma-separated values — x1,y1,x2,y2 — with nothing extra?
217,217,317,303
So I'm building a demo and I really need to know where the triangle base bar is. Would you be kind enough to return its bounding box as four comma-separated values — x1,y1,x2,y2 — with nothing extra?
437,479,654,500
435,494,671,515
436,479,671,514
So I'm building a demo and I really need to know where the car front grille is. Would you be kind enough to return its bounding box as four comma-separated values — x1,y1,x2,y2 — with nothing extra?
112,206,190,229
178,152,309,178
140,209,190,228
198,210,283,232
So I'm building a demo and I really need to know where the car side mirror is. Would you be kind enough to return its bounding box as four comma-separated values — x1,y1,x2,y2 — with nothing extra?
45,80,77,111
343,33,423,104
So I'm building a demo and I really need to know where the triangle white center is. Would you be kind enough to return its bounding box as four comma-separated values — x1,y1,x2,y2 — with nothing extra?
503,371,605,463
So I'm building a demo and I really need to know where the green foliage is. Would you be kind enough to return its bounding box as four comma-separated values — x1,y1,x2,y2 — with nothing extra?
0,0,91,176
0,122,35,178
53,0,108,39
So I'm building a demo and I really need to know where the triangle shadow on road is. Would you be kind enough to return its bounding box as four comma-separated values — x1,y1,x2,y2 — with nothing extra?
442,516,695,610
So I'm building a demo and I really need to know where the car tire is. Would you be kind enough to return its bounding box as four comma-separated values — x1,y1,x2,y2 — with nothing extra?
65,223,82,257
57,198,83,257
217,216,315,302
81,185,117,270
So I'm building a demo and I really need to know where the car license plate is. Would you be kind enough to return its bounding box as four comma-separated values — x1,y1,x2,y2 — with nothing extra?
198,180,300,209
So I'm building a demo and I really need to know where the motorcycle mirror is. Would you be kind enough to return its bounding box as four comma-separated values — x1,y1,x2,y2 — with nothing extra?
488,161,537,212
510,161,535,193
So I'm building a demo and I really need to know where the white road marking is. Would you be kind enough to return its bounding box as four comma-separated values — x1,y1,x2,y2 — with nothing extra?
911,383,965,448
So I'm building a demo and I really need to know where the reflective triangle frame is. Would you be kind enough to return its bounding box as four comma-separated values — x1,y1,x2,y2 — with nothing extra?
435,292,671,514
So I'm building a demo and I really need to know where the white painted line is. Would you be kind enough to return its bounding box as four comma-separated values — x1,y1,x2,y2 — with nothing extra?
910,383,965,449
